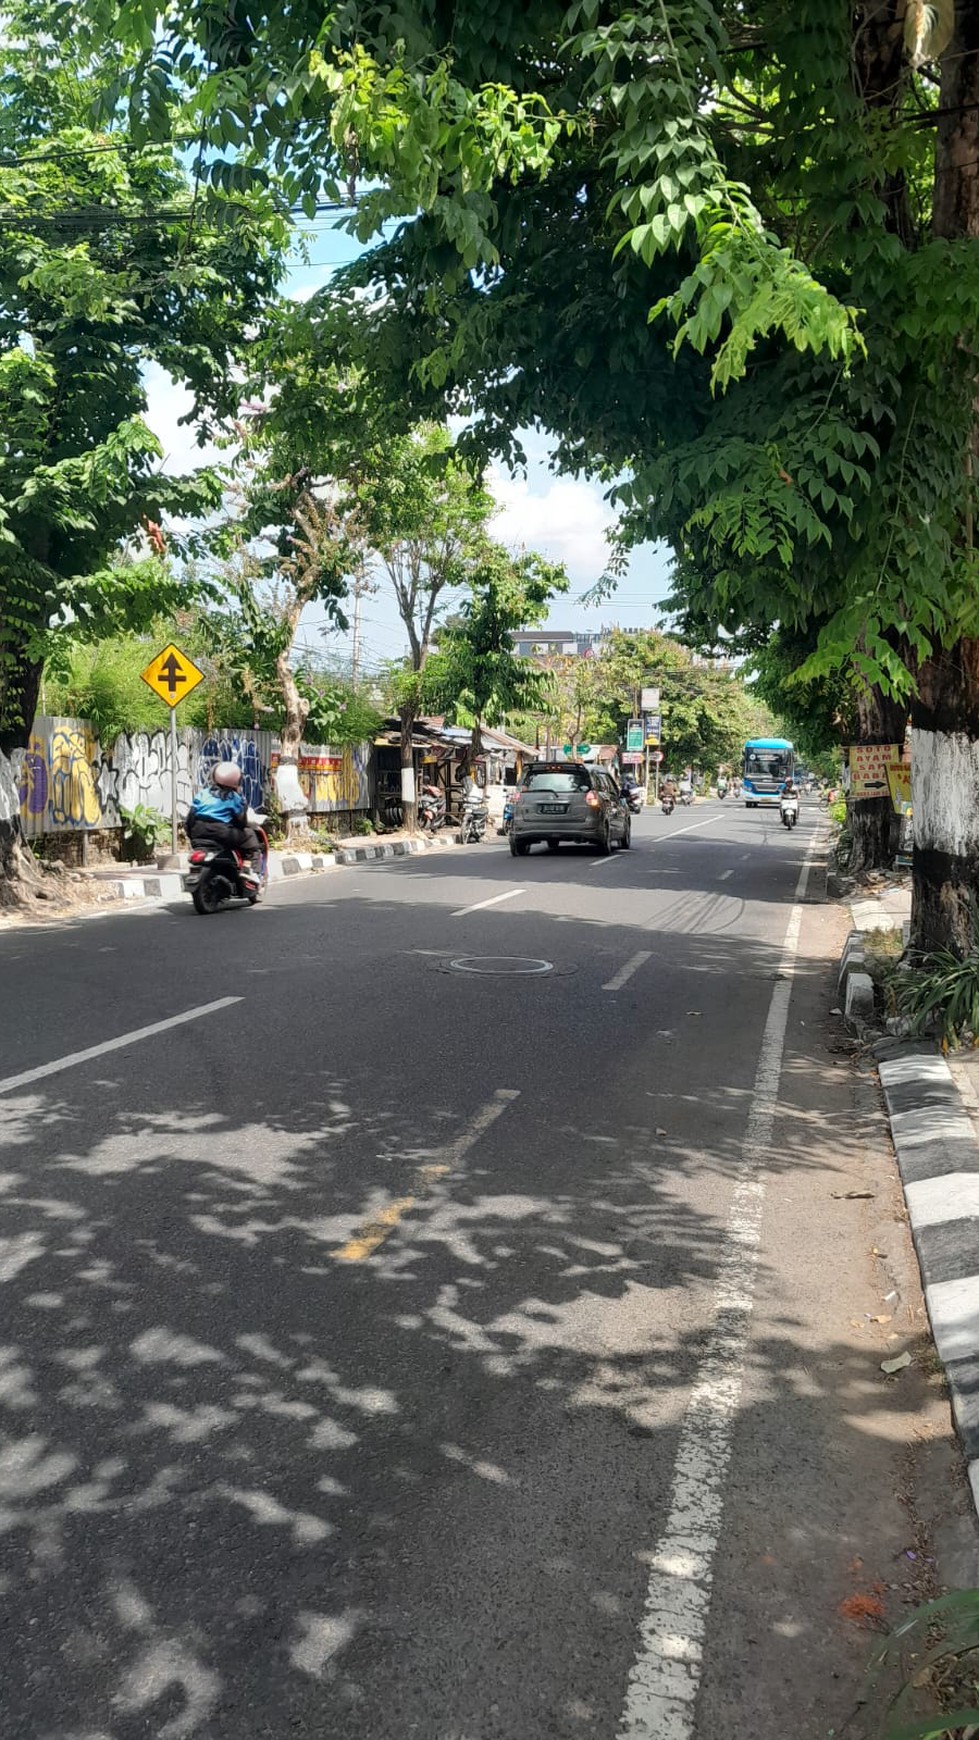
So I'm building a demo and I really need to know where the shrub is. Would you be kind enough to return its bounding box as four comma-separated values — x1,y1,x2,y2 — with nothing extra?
892,922,979,1052
119,804,171,862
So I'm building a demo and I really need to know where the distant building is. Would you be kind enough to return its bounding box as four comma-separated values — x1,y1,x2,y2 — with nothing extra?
511,629,607,661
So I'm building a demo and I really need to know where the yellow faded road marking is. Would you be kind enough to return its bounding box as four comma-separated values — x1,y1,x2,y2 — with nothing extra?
416,1163,450,1185
334,1089,519,1265
335,1165,449,1262
336,1197,416,1263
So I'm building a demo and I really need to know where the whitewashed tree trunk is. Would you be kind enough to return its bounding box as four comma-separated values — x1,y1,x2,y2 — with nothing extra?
274,647,310,835
910,699,979,955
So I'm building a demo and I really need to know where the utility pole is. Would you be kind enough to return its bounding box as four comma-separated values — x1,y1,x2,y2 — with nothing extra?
350,568,376,685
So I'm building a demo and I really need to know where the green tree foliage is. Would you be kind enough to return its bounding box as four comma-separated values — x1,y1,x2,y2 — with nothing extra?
749,630,854,771
426,545,567,759
43,607,381,747
0,2,288,752
92,0,979,944
579,630,776,771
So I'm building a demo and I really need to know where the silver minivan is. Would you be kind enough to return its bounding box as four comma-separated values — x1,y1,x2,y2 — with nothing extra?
509,762,631,856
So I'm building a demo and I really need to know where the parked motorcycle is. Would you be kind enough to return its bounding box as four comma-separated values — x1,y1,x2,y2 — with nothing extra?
459,793,489,843
183,810,269,915
419,787,447,834
780,793,799,830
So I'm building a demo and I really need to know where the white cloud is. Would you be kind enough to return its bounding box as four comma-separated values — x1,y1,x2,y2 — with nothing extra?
488,466,616,588
142,364,226,473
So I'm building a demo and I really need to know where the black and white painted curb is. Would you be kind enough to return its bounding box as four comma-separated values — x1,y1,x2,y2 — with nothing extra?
77,831,471,903
879,1047,979,1509
335,834,463,866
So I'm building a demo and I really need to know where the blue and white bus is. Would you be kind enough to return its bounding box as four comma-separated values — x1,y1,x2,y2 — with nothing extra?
742,737,794,807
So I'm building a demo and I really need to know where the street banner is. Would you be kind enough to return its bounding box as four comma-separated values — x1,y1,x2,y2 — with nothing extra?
848,743,901,798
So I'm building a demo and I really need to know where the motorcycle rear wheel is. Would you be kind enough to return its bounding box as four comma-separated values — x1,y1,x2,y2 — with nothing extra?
193,875,226,915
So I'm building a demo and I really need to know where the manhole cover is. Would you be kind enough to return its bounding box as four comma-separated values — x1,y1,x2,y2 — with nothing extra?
447,955,554,976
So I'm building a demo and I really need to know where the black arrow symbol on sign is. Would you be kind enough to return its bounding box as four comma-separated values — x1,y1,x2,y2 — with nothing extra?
159,653,187,700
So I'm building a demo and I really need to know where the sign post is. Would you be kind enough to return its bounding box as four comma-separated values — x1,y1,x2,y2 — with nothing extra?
140,642,206,863
650,745,664,800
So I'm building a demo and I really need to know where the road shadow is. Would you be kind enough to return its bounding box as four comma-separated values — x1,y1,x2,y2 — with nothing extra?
0,883,945,1740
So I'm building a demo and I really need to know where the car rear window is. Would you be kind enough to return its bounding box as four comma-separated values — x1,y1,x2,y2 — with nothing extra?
523,768,592,792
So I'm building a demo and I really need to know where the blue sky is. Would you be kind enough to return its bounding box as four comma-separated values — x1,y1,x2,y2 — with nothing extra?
143,216,673,672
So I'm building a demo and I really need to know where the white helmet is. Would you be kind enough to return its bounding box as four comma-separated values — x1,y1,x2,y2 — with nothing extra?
213,761,242,791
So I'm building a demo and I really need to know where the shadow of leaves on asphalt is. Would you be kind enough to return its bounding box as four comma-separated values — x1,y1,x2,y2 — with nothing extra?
0,896,933,1740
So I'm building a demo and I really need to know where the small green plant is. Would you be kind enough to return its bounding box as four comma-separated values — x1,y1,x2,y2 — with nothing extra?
352,815,375,836
119,803,171,862
866,1587,979,1737
830,796,847,825
892,942,979,1053
260,784,286,846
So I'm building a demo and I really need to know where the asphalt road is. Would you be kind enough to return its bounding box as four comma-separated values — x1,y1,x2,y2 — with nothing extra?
0,800,934,1739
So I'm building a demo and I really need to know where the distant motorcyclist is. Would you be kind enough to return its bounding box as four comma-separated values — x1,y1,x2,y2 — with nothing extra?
185,762,261,885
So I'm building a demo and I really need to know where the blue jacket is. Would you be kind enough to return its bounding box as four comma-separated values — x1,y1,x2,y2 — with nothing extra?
187,786,247,827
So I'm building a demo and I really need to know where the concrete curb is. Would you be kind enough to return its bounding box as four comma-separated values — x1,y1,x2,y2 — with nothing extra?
877,1046,979,1510
270,851,338,880
335,834,464,866
833,877,979,1509
77,831,471,904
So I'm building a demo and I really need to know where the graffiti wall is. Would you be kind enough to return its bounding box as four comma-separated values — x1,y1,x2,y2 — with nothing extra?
12,718,372,838
272,744,373,814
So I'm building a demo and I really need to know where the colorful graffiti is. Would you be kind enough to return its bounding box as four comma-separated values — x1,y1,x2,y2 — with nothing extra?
17,721,101,833
13,719,370,837
270,743,372,813
199,734,266,811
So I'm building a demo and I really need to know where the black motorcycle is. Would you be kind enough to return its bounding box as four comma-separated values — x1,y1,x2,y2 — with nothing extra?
459,795,489,842
183,819,269,916
419,789,447,834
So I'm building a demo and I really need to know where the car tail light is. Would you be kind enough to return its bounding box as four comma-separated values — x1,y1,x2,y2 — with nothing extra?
585,790,601,808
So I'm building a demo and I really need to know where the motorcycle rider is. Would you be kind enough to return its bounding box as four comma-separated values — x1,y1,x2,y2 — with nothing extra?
185,762,261,886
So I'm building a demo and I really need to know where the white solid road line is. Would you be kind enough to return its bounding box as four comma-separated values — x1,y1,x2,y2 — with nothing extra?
661,814,725,842
718,868,734,881
589,854,623,870
452,888,524,917
602,950,652,992
0,996,243,1097
617,829,821,1740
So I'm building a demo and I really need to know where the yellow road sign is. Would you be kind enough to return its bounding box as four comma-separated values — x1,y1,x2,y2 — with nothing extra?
140,642,205,710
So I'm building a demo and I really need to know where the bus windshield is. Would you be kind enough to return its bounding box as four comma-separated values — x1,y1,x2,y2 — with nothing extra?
744,748,791,780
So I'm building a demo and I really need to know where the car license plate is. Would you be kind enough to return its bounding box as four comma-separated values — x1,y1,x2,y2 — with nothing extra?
539,804,565,814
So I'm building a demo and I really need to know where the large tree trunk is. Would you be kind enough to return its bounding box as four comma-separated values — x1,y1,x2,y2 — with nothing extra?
911,640,979,954
906,2,979,954
847,680,906,875
0,748,44,906
0,652,42,758
399,702,417,832
273,647,310,834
